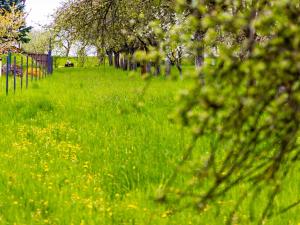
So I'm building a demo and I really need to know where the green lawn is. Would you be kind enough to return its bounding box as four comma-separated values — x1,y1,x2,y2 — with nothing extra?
0,67,299,224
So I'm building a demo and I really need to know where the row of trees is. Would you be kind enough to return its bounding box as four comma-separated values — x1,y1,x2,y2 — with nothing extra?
51,0,300,223
51,0,188,75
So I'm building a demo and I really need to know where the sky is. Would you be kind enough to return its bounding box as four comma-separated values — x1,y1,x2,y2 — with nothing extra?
25,0,96,56
25,0,62,29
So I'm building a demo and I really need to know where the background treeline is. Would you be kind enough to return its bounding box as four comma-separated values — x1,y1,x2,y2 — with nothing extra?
48,0,193,76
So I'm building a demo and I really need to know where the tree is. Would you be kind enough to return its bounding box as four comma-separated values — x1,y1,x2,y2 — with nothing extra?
0,0,31,44
75,41,88,67
51,0,176,72
160,13,188,77
54,28,75,57
52,5,77,57
22,29,51,54
157,0,300,224
0,5,27,51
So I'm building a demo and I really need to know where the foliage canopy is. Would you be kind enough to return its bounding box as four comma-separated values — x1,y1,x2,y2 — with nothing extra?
156,0,300,223
0,0,31,45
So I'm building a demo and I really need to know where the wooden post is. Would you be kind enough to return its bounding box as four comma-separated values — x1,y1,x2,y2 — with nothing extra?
13,56,16,93
45,55,47,76
21,57,23,90
43,55,45,77
26,55,29,89
41,55,44,78
51,56,53,74
44,55,46,77
0,57,2,79
48,38,52,74
6,55,9,95
35,57,38,81
40,55,42,78
39,56,41,79
31,56,34,81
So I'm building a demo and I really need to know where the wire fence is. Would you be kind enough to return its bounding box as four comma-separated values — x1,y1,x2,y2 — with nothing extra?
0,51,53,95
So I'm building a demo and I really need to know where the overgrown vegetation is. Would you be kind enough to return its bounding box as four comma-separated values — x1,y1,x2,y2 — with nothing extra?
1,0,300,224
0,67,299,225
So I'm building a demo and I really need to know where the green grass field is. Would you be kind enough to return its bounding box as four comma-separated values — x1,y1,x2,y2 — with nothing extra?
0,67,299,225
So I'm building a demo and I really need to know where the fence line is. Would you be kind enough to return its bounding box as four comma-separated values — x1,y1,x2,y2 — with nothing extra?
1,51,53,95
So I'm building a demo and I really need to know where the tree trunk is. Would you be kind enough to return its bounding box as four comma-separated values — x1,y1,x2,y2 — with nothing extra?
194,30,205,69
65,47,71,58
176,56,183,78
155,63,160,76
165,58,171,76
123,55,128,70
141,62,147,75
152,59,160,76
132,60,137,71
128,58,133,71
195,51,204,68
114,52,120,68
121,54,128,71
96,48,105,65
146,62,151,74
177,64,183,78
128,52,136,71
120,54,123,69
107,50,113,66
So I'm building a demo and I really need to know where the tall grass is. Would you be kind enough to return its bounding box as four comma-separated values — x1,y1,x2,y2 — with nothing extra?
0,67,298,224
53,56,99,68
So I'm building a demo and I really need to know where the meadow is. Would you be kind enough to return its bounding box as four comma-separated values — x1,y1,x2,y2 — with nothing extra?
0,66,299,225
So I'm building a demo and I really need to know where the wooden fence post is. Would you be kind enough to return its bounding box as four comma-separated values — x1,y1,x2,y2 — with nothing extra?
39,57,41,79
45,55,47,77
48,38,52,75
26,55,29,89
6,55,9,95
0,57,2,79
31,57,33,81
35,58,38,81
21,57,23,90
13,56,16,93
